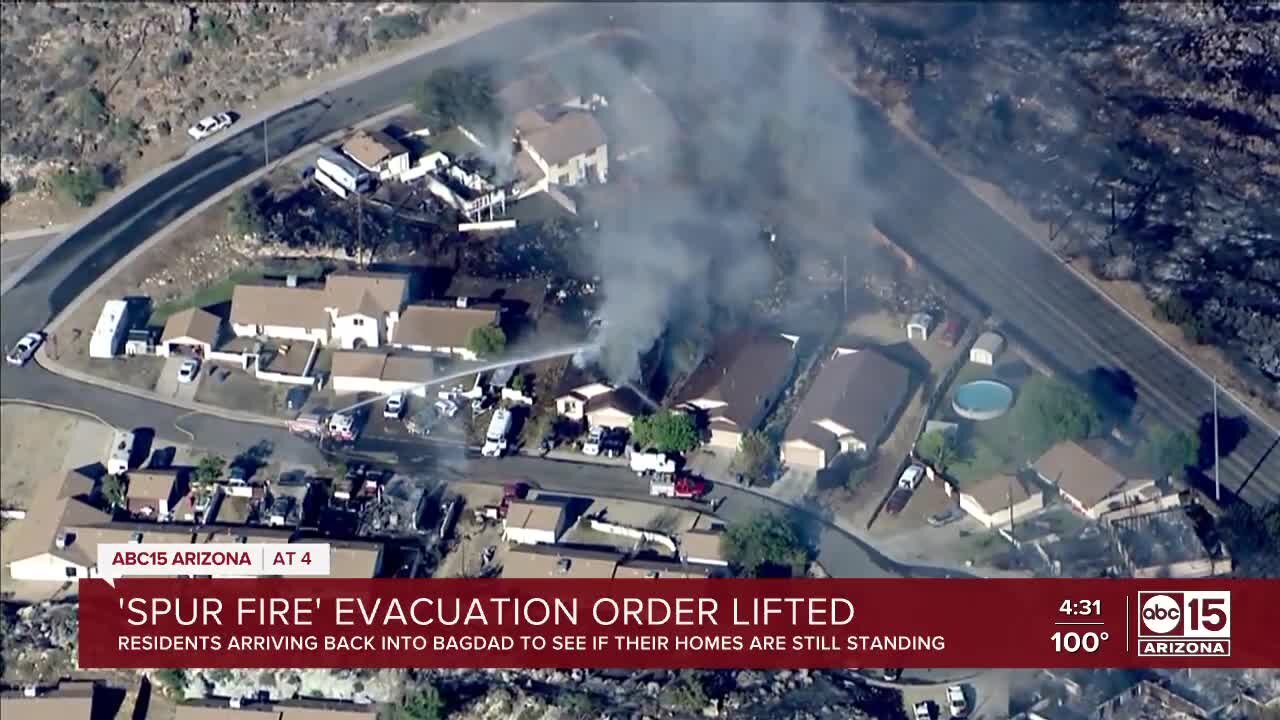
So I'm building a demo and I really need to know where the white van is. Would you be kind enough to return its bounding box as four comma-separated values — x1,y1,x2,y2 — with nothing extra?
107,430,135,475
481,408,512,457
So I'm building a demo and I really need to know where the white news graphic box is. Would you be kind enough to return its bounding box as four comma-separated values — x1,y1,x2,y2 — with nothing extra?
97,543,332,582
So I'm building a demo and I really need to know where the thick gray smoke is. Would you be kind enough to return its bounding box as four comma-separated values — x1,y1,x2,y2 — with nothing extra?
565,3,882,381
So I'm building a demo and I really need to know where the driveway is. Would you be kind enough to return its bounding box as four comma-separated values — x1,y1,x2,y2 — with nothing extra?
896,671,1010,720
156,355,200,402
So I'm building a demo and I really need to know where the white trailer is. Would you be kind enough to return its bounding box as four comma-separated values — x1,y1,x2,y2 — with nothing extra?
481,408,512,457
89,299,131,359
317,150,373,195
106,429,135,475
630,449,677,475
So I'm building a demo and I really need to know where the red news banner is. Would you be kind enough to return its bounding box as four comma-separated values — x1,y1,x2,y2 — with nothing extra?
79,578,1280,669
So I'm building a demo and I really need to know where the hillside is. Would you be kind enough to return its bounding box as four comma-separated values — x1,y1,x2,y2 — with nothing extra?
0,2,466,199
828,2,1280,404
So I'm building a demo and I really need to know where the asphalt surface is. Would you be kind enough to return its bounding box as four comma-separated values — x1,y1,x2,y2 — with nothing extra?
0,2,1273,522
0,231,61,283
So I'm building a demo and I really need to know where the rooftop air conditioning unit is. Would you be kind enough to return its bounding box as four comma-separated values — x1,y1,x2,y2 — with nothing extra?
23,686,38,698
130,532,144,543
456,296,469,308
229,697,243,709
557,558,571,574
55,532,70,549
286,274,299,288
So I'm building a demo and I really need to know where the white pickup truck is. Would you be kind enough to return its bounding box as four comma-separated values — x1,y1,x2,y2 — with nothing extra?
481,408,512,457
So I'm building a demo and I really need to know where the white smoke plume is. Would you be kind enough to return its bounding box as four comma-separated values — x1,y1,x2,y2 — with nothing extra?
554,3,882,381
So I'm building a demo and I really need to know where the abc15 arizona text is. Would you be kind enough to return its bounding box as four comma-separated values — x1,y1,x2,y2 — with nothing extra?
1136,591,1231,658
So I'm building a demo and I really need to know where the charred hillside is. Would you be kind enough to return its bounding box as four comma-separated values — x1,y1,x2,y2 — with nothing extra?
828,2,1280,396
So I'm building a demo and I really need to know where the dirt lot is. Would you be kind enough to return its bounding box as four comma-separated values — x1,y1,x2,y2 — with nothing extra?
437,482,510,578
0,403,115,601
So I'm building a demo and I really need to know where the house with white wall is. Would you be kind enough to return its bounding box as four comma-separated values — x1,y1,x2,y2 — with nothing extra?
340,129,412,180
391,299,500,360
502,499,568,545
230,284,331,344
330,349,436,398
1034,440,1159,519
676,332,798,451
513,108,609,194
323,272,409,349
956,472,1045,528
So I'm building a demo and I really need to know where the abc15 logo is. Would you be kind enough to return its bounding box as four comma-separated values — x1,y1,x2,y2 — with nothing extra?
1137,591,1231,639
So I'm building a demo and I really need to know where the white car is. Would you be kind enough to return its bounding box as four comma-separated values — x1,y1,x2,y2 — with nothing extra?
582,426,605,456
898,463,925,490
6,332,44,366
187,112,233,140
384,393,406,420
946,685,968,718
913,701,933,720
177,358,200,384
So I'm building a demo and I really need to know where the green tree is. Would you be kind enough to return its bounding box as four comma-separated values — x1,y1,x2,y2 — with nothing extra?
100,474,127,508
69,86,109,131
1142,425,1199,480
560,692,602,719
731,431,778,485
51,166,108,207
1216,502,1280,577
916,430,960,475
150,669,187,698
631,410,699,453
466,325,507,358
1013,376,1105,457
394,685,445,720
227,187,266,237
110,115,141,144
195,455,226,487
723,512,810,578
411,66,499,131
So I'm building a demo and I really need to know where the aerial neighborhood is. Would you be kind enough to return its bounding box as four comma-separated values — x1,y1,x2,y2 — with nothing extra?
1,2,1277,720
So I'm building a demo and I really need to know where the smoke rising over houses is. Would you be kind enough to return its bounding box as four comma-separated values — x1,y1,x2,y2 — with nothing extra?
561,3,881,382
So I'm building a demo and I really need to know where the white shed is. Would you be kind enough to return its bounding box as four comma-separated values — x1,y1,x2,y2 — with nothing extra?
970,331,1006,366
502,499,567,545
907,312,934,341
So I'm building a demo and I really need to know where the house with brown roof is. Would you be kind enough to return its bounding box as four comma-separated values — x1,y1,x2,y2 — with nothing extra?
341,129,411,179
497,70,579,116
1034,440,1159,519
0,681,97,720
554,365,648,431
781,348,911,469
956,472,1046,528
161,307,225,358
124,468,183,520
679,528,728,568
677,332,798,450
391,299,500,360
8,472,197,581
323,272,410,349
514,107,609,192
330,349,437,398
502,499,568,545
327,539,385,579
502,545,622,579
614,557,713,579
230,284,331,345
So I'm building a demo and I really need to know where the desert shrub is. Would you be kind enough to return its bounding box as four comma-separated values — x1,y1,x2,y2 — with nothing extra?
51,165,108,206
68,86,109,131
372,13,421,43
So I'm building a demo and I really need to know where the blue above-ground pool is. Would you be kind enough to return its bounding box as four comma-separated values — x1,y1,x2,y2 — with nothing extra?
953,380,1015,421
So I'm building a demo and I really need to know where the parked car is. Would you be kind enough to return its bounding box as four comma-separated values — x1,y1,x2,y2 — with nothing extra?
285,386,310,411
384,393,406,420
582,426,605,456
177,358,201,384
947,685,969,718
188,112,233,140
913,700,934,720
898,463,925,490
600,428,628,458
6,331,43,366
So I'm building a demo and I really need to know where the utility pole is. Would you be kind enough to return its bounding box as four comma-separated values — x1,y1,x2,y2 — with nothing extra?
356,192,365,267
1213,375,1221,502
842,253,849,316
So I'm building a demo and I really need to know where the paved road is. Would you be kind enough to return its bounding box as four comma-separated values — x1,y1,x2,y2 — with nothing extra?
0,230,62,283
850,98,1279,506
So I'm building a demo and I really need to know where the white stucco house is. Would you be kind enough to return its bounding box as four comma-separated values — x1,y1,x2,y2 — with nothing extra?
230,285,331,345
330,349,436,398
324,272,409,349
391,299,500,360
341,129,412,180
513,108,609,194
970,331,1006,366
502,499,568,546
